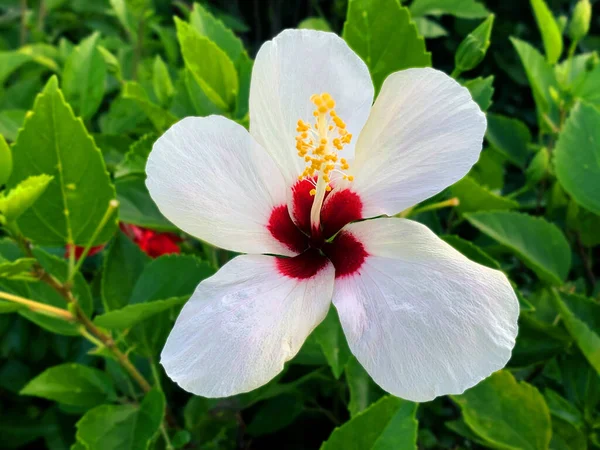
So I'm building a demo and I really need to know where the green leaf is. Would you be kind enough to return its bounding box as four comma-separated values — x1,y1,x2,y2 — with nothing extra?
298,17,332,31
413,17,447,38
530,0,563,64
234,52,253,119
465,211,571,285
0,51,32,85
345,356,385,417
129,254,214,304
183,397,237,446
511,312,571,367
343,0,431,94
517,291,536,313
0,134,12,186
312,307,352,379
0,258,36,281
62,32,107,120
409,0,489,18
462,75,494,111
20,363,116,408
0,174,53,224
189,2,245,65
0,300,22,314
511,38,560,129
440,235,501,269
573,62,600,108
170,68,222,118
75,389,164,450
247,394,304,437
152,56,174,107
0,110,27,142
560,352,600,417
544,388,585,429
525,147,550,185
455,15,494,73
109,0,137,37
554,102,600,215
555,52,598,90
23,247,93,336
486,113,532,168
94,296,188,329
550,418,587,450
449,176,519,214
102,230,150,312
187,2,252,118
7,76,117,246
321,396,418,450
447,419,501,447
176,17,238,112
115,174,176,231
115,133,156,178
566,201,600,247
553,291,600,375
452,371,552,450
469,148,504,190
97,45,122,82
126,255,214,357
122,82,177,133
99,97,146,135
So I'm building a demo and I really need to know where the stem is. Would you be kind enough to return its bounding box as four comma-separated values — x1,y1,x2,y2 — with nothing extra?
68,200,118,283
132,16,146,80
149,358,162,389
19,0,27,46
160,425,174,450
405,197,460,217
450,67,462,79
79,326,105,348
565,39,579,86
507,184,531,199
576,235,596,295
36,0,46,34
0,290,75,321
37,268,153,393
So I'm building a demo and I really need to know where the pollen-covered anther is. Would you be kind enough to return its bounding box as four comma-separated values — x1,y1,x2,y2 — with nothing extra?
296,92,354,187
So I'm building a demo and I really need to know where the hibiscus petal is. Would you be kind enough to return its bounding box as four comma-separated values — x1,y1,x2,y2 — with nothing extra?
161,252,335,397
351,68,486,217
146,115,295,255
332,218,518,402
250,29,374,184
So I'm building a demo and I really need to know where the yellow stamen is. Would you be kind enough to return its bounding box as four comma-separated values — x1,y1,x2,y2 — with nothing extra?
294,92,355,221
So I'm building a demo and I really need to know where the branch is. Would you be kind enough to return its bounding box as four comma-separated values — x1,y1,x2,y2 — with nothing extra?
0,290,75,321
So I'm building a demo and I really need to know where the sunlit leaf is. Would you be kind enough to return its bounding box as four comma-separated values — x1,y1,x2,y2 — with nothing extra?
7,76,117,246
466,211,571,285
453,371,552,450
554,102,600,215
343,0,431,94
21,363,116,408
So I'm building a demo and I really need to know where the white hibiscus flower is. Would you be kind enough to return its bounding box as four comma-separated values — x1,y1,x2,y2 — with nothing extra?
146,29,519,402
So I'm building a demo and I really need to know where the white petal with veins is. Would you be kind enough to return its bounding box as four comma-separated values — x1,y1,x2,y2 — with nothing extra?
351,68,486,218
146,115,294,255
161,254,335,397
333,217,518,402
250,29,374,184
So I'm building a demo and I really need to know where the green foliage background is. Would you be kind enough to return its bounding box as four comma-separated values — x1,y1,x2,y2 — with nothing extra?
0,0,599,448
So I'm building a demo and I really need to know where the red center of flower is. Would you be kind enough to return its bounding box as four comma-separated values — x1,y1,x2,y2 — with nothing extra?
268,179,367,279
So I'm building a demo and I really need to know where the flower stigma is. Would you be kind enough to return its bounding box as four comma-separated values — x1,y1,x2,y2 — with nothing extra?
295,93,353,232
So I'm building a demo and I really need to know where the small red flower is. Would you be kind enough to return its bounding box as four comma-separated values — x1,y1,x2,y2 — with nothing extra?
65,224,181,261
119,223,181,258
